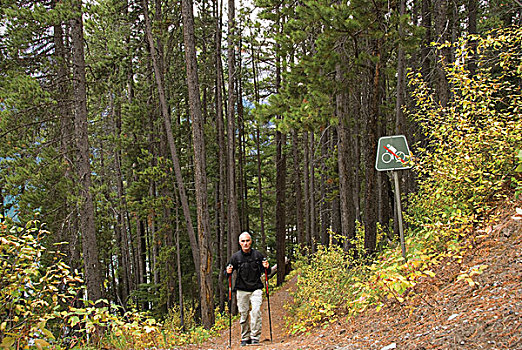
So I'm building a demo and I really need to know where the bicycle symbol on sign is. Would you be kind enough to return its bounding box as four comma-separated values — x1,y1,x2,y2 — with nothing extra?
381,144,408,164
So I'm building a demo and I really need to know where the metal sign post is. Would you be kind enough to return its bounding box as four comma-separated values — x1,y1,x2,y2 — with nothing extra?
393,171,407,260
375,135,412,260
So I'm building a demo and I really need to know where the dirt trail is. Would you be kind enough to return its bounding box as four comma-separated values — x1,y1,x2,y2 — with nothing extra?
182,200,522,350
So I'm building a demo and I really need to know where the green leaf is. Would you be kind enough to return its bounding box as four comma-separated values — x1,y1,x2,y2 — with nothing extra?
70,315,81,327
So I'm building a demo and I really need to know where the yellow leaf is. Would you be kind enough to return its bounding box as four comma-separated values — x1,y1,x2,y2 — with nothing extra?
34,339,50,350
423,270,436,277
0,337,15,349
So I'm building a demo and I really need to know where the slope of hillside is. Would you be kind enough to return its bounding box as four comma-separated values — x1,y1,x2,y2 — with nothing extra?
183,198,521,350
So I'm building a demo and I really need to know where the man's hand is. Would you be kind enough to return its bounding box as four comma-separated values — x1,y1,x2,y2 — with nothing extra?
262,259,269,269
226,264,233,274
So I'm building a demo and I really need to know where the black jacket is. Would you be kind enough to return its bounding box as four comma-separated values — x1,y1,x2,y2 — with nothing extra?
225,249,265,292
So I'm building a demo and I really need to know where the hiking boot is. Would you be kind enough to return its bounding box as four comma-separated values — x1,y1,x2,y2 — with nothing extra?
240,339,251,346
251,339,260,345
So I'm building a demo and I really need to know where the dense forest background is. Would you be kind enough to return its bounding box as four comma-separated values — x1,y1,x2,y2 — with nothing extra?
0,0,520,337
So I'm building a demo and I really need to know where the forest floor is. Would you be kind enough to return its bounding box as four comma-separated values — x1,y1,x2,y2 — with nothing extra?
180,199,522,350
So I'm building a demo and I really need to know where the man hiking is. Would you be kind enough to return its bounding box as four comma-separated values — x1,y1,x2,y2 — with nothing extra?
225,232,270,346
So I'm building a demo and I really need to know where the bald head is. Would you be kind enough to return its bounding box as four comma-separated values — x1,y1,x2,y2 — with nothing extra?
239,232,252,253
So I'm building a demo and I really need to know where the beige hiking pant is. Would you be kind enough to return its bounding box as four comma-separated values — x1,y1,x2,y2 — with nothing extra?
237,289,263,341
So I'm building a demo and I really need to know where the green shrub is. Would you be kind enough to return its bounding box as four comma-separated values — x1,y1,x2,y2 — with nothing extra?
0,219,82,349
408,26,522,240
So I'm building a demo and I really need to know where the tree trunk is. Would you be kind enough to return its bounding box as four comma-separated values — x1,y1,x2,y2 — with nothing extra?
303,131,311,250
309,132,316,254
396,0,406,135
330,127,341,243
336,65,356,251
364,39,382,256
175,207,185,331
214,0,227,312
237,37,249,231
275,130,287,286
52,5,80,271
467,0,478,76
256,125,267,252
292,130,305,252
227,0,241,257
181,0,215,328
111,94,130,307
320,128,329,246
434,0,450,106
250,37,267,252
70,0,103,303
141,0,201,276
421,0,432,82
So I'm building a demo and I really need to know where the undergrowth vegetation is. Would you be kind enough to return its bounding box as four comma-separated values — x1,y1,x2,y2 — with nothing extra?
0,219,231,349
286,26,522,334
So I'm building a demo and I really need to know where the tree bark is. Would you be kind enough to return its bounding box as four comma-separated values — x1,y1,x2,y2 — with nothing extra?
175,207,185,331
434,0,450,106
70,1,103,302
396,0,406,135
309,132,316,253
256,126,267,252
181,0,216,328
214,0,227,312
52,4,80,271
336,64,356,251
227,0,241,257
467,0,478,76
320,128,329,246
275,130,287,286
364,39,382,256
292,130,305,251
303,131,311,250
421,0,432,82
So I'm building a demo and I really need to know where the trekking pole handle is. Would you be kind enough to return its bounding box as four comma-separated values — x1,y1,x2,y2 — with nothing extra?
263,259,270,294
227,265,232,300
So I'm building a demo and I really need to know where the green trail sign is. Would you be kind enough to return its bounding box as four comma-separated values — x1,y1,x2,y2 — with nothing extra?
375,135,412,171
374,134,412,260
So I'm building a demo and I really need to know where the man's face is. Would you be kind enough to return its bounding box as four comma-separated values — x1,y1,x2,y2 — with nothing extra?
239,234,252,252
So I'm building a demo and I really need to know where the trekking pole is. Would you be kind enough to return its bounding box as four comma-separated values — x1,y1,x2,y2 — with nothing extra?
228,267,232,348
263,259,273,343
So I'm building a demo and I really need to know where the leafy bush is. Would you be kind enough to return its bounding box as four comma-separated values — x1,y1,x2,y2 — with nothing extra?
408,26,522,247
0,218,223,349
287,244,355,333
99,306,225,349
0,219,82,349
